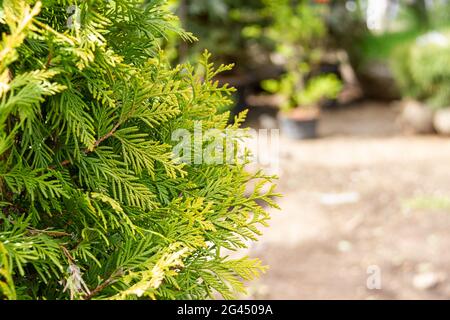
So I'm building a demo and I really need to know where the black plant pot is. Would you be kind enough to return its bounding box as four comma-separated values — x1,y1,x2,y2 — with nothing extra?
278,113,318,140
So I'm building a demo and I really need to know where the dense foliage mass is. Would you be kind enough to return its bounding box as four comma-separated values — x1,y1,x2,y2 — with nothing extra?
0,0,278,300
392,32,450,109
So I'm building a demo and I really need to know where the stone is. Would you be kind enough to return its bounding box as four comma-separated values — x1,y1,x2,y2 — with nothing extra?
320,192,360,206
400,100,434,134
412,272,446,290
337,240,352,253
433,108,450,135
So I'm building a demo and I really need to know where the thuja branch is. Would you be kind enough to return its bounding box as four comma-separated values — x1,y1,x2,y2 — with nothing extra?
84,269,123,300
27,228,71,237
55,121,123,168
93,121,122,149
2,0,278,300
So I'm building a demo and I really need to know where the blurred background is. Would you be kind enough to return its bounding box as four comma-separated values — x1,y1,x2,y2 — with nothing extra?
169,0,450,299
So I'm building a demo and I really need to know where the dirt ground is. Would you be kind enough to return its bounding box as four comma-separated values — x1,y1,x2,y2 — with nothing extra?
245,101,450,300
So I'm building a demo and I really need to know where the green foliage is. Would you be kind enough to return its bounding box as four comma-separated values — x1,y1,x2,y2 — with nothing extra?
0,0,278,300
404,195,450,211
262,73,342,111
169,0,268,70
391,31,450,109
297,75,342,107
257,0,341,111
359,30,423,62
329,0,438,72
426,1,450,30
257,0,327,66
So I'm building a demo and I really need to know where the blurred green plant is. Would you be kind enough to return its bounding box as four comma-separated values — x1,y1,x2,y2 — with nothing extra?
257,0,327,68
330,0,450,70
359,29,423,62
262,73,342,111
391,30,450,109
404,195,450,211
257,0,342,112
170,0,269,71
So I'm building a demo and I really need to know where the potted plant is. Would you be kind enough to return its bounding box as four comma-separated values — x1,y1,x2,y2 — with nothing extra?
253,0,341,139
262,70,342,139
